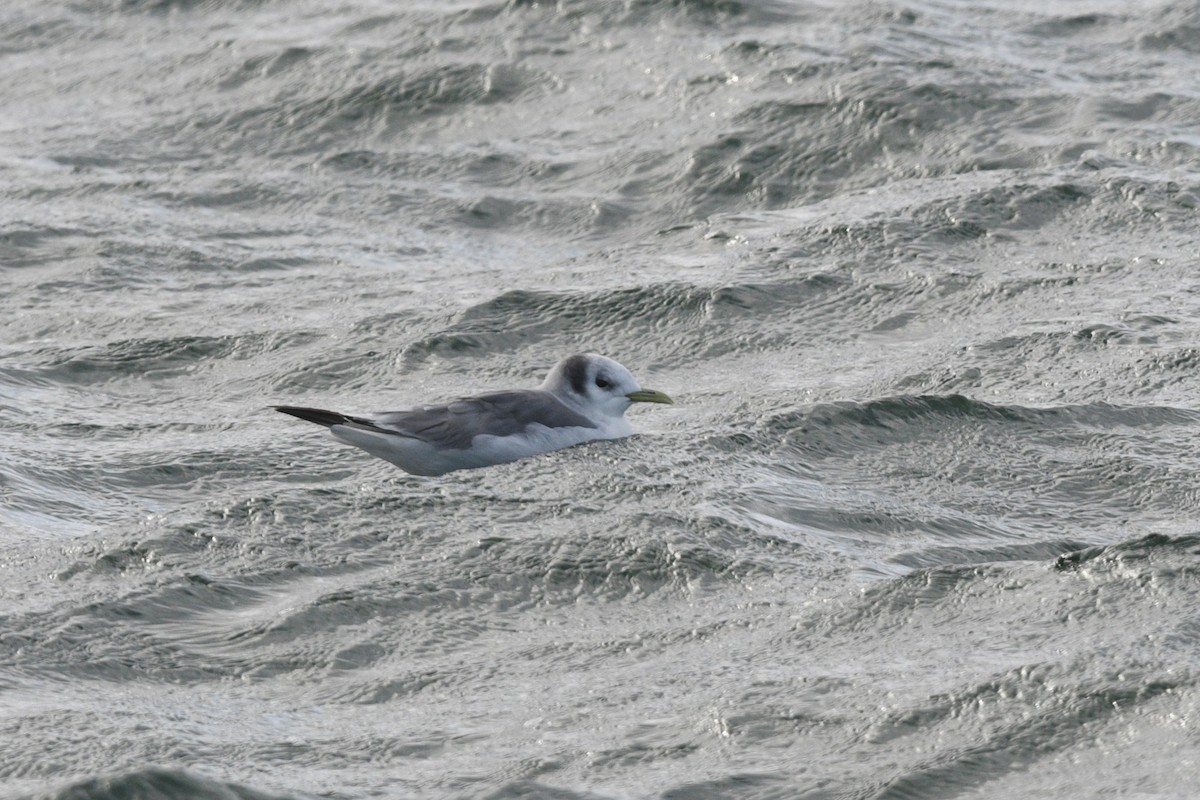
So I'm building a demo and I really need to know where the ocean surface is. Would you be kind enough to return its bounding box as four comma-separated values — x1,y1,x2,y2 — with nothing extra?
4,0,1200,797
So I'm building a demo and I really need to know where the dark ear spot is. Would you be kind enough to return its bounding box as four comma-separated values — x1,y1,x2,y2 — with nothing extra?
561,354,590,395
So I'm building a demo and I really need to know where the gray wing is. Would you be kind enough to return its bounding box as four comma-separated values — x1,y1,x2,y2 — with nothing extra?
370,390,597,450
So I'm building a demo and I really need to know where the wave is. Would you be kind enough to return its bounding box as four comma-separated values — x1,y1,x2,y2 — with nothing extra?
1054,532,1200,572
25,767,304,800
16,332,317,386
766,395,1200,436
193,59,556,158
397,276,852,369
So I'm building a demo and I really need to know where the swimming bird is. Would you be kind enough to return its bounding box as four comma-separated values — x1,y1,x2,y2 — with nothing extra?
274,353,673,476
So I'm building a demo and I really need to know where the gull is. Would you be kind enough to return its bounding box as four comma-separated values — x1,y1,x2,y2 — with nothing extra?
274,353,673,476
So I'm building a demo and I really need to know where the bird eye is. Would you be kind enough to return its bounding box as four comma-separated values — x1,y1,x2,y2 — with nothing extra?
595,377,611,389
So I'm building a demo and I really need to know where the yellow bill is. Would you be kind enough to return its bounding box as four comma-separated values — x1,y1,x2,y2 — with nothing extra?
626,389,674,405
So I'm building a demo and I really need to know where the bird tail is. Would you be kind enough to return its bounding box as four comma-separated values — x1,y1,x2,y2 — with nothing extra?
274,406,370,429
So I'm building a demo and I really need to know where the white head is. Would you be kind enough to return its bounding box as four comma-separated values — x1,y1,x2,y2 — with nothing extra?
541,353,673,419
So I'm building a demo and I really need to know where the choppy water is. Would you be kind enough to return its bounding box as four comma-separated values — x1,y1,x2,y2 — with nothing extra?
4,0,1200,797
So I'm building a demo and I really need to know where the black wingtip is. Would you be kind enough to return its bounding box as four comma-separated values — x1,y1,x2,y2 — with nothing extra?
273,406,352,428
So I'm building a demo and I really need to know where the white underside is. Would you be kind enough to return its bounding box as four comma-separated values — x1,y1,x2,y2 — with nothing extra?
330,418,632,476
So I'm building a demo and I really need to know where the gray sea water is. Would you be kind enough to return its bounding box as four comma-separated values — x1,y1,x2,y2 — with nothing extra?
4,0,1200,797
